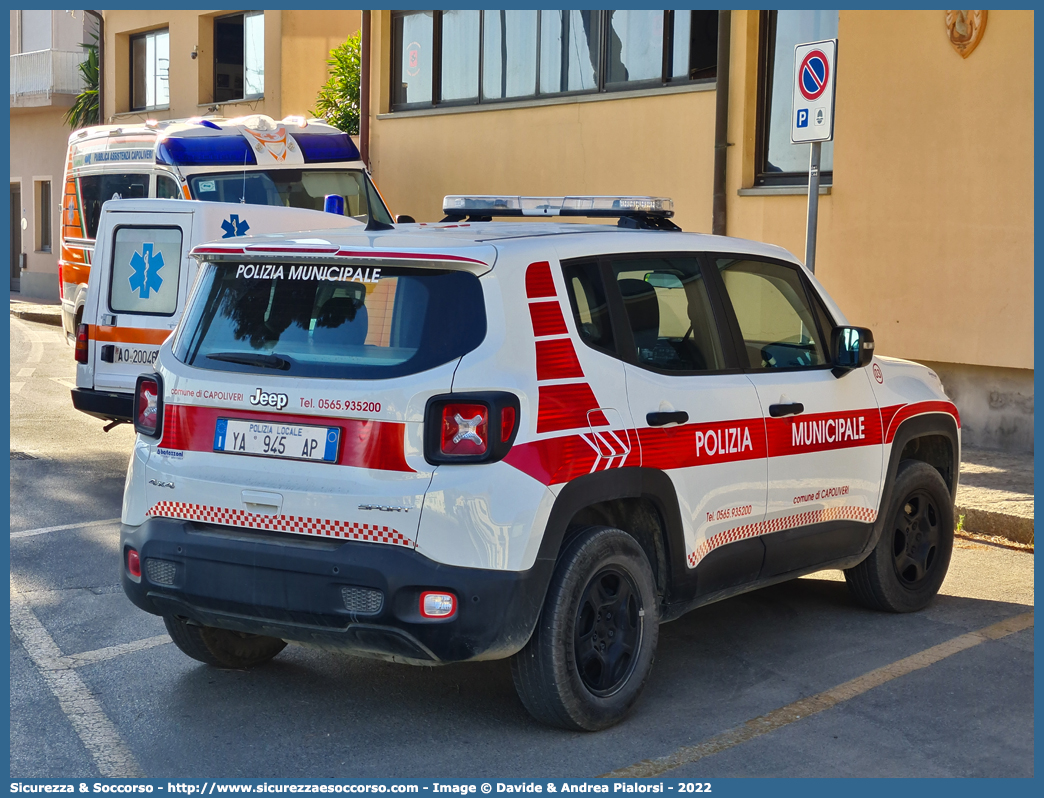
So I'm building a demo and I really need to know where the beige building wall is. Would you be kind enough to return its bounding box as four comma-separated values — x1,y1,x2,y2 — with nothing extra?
10,106,74,300
102,10,359,124
365,9,1033,451
10,9,94,300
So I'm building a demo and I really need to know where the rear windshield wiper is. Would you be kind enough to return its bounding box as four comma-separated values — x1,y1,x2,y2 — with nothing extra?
205,352,291,370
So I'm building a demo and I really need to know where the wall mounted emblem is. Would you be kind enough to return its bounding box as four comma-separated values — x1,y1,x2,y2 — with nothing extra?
945,10,988,58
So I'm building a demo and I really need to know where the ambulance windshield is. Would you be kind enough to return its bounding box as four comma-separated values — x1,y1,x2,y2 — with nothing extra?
187,169,393,224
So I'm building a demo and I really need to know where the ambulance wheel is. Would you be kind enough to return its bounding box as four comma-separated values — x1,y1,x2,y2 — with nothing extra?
511,526,659,731
163,615,286,668
844,460,954,613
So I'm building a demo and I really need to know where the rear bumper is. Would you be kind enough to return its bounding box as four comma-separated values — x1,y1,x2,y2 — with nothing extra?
71,387,134,422
120,517,552,664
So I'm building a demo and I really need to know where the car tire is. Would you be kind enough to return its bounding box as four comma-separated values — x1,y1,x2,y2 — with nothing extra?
845,460,954,613
163,615,287,668
511,526,659,731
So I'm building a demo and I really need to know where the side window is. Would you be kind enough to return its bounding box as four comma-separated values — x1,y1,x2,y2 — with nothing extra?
716,258,826,369
78,173,149,238
611,256,724,372
562,261,615,354
156,174,182,199
109,226,182,316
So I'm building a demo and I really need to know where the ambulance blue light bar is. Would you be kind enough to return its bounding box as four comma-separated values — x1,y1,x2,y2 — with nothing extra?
157,136,257,166
442,195,679,229
443,195,674,218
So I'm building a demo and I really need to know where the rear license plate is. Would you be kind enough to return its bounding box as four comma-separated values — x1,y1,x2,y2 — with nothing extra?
213,418,340,463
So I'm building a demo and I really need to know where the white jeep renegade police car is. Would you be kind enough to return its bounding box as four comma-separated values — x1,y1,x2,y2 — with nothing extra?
120,196,960,731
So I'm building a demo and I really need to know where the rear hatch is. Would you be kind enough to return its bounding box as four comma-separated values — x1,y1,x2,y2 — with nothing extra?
86,209,195,393
142,244,494,548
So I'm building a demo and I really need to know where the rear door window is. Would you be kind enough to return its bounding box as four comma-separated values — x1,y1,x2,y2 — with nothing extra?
174,263,486,379
78,173,150,238
609,256,724,372
109,226,183,315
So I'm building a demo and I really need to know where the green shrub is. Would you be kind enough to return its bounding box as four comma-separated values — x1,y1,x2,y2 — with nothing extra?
312,32,361,135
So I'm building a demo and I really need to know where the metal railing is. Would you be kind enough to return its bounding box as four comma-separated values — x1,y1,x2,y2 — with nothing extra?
10,49,85,100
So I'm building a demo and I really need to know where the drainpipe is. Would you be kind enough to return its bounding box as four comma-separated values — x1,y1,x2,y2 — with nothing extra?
83,10,103,124
360,10,370,169
711,10,731,236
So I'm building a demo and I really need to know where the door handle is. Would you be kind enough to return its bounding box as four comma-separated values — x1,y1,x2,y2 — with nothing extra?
769,402,804,418
647,411,689,427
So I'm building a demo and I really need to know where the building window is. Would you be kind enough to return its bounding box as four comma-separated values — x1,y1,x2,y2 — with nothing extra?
19,10,52,52
214,11,265,103
756,10,838,185
35,181,51,253
391,10,718,111
130,28,170,111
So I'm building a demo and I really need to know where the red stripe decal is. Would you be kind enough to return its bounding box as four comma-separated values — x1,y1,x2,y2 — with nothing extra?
536,384,608,433
503,435,606,486
535,339,585,381
884,400,960,443
766,408,883,458
638,416,767,471
147,501,414,547
158,404,415,473
529,301,569,337
525,261,556,298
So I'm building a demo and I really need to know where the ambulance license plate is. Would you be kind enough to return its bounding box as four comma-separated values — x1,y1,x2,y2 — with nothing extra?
213,418,340,463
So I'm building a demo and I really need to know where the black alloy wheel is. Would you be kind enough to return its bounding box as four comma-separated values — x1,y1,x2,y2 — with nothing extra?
891,491,942,587
844,459,954,613
573,567,643,697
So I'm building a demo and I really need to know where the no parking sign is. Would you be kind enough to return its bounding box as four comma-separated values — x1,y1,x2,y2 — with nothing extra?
791,39,837,144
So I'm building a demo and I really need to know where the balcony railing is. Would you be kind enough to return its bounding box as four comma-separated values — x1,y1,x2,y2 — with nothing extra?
10,49,85,102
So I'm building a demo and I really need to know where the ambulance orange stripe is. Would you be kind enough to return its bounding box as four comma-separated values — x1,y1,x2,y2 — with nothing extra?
88,325,172,345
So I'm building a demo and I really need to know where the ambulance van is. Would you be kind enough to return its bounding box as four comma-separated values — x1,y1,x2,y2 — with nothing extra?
59,115,395,340
72,199,363,425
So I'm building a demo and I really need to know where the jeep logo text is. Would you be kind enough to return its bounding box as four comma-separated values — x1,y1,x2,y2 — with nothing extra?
249,388,289,410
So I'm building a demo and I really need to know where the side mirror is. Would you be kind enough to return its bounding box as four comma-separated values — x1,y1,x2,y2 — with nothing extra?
396,214,416,224
832,326,875,371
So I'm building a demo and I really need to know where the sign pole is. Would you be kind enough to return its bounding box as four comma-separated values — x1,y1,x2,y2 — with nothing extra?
790,38,836,275
805,141,821,273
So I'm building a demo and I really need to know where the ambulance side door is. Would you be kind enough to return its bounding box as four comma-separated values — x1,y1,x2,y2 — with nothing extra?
92,212,193,393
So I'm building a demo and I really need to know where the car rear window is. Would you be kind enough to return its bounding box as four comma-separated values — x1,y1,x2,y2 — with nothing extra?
173,262,486,379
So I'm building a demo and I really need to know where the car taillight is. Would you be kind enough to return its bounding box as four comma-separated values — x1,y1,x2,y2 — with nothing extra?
420,591,457,619
134,373,163,438
74,323,89,364
441,403,488,456
126,548,141,578
424,392,520,465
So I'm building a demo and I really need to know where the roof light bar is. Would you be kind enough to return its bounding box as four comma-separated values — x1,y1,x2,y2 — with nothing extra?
442,195,679,230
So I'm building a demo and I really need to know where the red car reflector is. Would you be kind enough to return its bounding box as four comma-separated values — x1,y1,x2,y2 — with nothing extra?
501,406,516,442
74,323,89,364
136,377,160,436
420,591,456,619
126,549,141,578
441,403,488,456
58,265,64,299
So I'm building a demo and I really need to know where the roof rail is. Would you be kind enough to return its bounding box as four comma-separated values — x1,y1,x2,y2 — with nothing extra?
441,195,681,231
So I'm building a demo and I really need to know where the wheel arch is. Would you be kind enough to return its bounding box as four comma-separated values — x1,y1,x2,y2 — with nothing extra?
865,412,960,557
535,468,688,606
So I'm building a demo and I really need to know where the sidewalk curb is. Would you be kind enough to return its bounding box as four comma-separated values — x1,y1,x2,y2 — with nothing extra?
955,505,1033,546
10,308,63,328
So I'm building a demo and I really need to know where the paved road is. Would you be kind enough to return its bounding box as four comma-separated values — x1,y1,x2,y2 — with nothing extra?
10,316,1034,779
